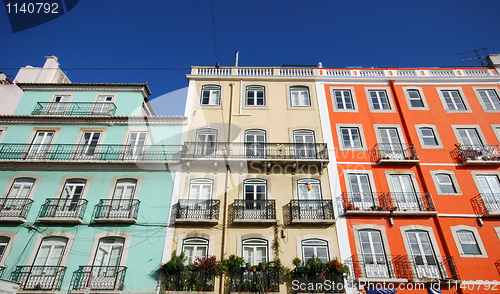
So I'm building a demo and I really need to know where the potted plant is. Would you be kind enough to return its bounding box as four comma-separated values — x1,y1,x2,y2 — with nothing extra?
162,250,185,272
370,205,377,211
292,257,302,268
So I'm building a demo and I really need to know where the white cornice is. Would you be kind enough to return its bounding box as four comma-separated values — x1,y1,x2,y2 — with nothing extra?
17,83,151,98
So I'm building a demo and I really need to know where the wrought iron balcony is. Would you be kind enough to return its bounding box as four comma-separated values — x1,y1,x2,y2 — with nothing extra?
182,142,328,161
289,200,335,223
0,265,5,278
339,192,390,215
456,145,500,165
0,197,33,221
0,143,182,162
407,255,460,281
471,193,500,216
93,199,140,223
32,102,117,116
70,266,126,291
163,268,215,292
344,255,413,282
386,192,436,214
233,200,276,223
175,199,220,224
288,267,344,293
10,265,66,291
230,266,279,292
371,143,419,164
37,198,88,223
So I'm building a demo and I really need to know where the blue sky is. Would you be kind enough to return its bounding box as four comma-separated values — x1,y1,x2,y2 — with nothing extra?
1,0,499,115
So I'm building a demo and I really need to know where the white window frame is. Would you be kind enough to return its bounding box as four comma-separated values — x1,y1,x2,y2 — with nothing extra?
365,88,395,113
182,238,209,265
188,179,214,200
75,129,105,159
242,238,268,266
46,94,72,115
0,237,9,264
301,239,329,264
403,87,429,110
473,87,500,112
415,125,443,149
0,231,15,265
245,85,265,106
337,125,364,151
429,170,461,195
450,226,487,258
330,87,358,112
436,87,472,113
289,86,311,107
451,125,487,149
200,85,221,106
92,94,115,115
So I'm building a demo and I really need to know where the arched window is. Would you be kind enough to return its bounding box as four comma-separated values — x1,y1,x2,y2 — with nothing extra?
290,86,310,106
182,238,208,264
245,129,266,157
0,237,10,262
93,237,125,278
456,230,481,255
201,85,220,105
195,129,217,156
246,85,265,106
301,239,328,264
242,239,268,265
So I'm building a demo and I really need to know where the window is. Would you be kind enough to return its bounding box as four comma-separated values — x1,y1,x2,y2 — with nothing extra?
301,239,328,264
407,90,424,108
333,89,354,110
456,231,481,255
348,174,374,210
369,90,391,110
93,95,114,114
450,226,488,258
196,129,217,156
340,127,362,148
359,230,389,278
415,125,443,149
297,179,321,201
435,174,457,194
28,130,55,159
92,238,124,280
125,132,147,159
0,237,9,262
55,179,86,217
246,86,265,106
47,95,70,114
419,128,438,146
189,179,213,201
201,85,220,105
458,128,483,149
290,86,310,106
1,178,35,217
242,239,268,265
441,90,466,111
33,237,67,274
406,231,440,279
389,174,419,211
182,238,208,264
245,129,266,157
478,89,500,110
377,127,404,159
475,174,500,213
75,131,101,159
110,179,137,218
293,130,316,158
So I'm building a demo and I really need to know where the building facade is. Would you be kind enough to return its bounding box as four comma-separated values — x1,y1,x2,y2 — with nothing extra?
0,82,185,294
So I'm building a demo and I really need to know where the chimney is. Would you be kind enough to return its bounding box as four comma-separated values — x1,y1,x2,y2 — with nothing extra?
234,51,239,67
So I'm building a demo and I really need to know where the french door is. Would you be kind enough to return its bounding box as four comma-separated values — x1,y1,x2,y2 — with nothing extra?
390,174,419,211
27,131,54,159
406,231,440,279
54,180,86,217
293,130,316,158
359,230,390,278
92,95,114,115
91,238,124,288
75,131,101,159
477,175,500,212
110,180,136,218
245,130,266,158
379,128,404,159
125,132,147,159
348,174,374,210
1,178,34,217
46,96,69,115
195,130,217,156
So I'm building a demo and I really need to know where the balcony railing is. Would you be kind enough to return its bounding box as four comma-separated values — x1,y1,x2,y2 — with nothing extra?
371,143,419,164
0,265,5,278
344,255,413,281
163,268,215,292
289,200,334,222
230,267,279,292
0,143,183,162
32,102,117,116
456,145,500,164
471,193,500,216
233,200,276,221
93,199,140,222
289,267,344,293
182,142,328,161
408,256,460,281
175,200,220,222
70,266,127,291
0,197,33,220
11,265,66,291
386,192,436,212
339,192,390,214
37,198,88,221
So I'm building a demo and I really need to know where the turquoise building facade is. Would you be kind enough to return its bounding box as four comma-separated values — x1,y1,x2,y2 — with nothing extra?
0,83,186,294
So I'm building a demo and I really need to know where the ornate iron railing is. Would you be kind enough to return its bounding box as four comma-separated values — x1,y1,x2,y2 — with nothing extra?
0,143,183,162
339,192,389,213
10,265,66,291
290,268,344,293
70,266,126,291
344,255,413,281
233,200,276,220
176,200,220,220
163,269,215,291
471,194,500,215
457,145,500,163
93,199,140,221
230,267,280,292
0,197,33,219
407,255,460,280
0,265,5,278
38,198,88,220
32,102,117,116
289,200,334,221
371,143,418,162
495,259,500,275
386,192,436,212
182,142,328,160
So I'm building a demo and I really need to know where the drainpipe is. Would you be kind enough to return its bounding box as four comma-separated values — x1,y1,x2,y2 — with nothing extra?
389,80,463,293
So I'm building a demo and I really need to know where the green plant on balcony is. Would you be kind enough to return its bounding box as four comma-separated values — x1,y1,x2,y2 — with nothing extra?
288,255,349,292
222,254,245,270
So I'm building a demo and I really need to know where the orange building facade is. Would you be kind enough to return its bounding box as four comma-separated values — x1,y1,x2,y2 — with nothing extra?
316,55,500,293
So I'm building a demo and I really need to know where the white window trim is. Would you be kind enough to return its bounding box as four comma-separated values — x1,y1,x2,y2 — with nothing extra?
472,87,500,113
120,128,151,146
192,127,220,142
177,233,215,256
2,174,41,200
470,171,500,194
0,231,16,265
429,170,462,196
336,124,367,151
27,231,74,267
491,124,500,144
364,87,396,113
237,234,273,261
106,175,142,200
384,170,422,193
93,93,116,103
86,232,131,267
54,175,92,201
402,87,429,110
373,124,407,145
50,93,73,103
343,169,378,194
73,128,107,158
295,234,334,264
244,85,266,107
199,84,222,107
352,224,393,258
450,225,488,258
414,124,443,149
329,87,358,112
286,84,314,109
242,83,270,110
436,87,472,113
25,127,61,146
451,125,488,147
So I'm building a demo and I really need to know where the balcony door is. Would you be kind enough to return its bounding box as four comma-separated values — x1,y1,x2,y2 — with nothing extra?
390,174,419,211
92,95,114,115
406,231,440,279
245,130,266,158
477,175,500,212
124,132,147,160
46,95,69,115
27,237,67,289
195,129,217,157
297,179,322,219
110,180,136,218
378,128,404,159
1,178,34,218
293,130,316,158
75,131,101,160
302,239,329,264
243,179,267,219
187,179,213,218
27,131,54,159
243,239,268,266
359,230,389,278
458,128,483,149
91,238,124,288
54,179,86,218
348,174,374,210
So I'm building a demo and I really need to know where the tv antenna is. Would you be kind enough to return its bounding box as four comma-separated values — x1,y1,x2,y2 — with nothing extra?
458,47,488,67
